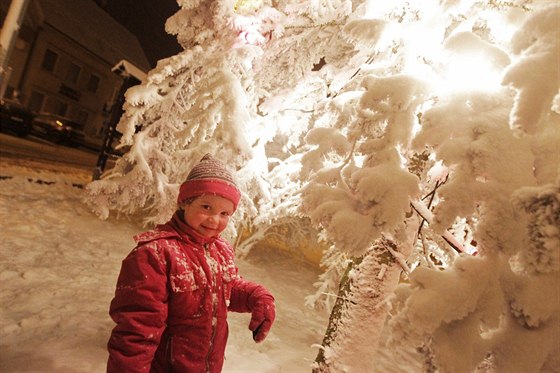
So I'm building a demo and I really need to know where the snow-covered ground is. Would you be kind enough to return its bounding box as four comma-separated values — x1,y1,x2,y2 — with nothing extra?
0,158,328,373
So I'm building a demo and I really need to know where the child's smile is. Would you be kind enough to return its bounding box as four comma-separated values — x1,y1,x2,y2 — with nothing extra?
183,194,234,237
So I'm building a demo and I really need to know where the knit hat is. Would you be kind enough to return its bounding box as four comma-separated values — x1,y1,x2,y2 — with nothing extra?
177,154,241,210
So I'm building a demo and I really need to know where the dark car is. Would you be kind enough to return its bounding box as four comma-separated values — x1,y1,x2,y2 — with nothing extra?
30,113,86,147
0,99,33,137
65,120,86,147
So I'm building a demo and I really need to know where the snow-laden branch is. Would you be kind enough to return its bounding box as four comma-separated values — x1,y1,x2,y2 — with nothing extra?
410,200,469,254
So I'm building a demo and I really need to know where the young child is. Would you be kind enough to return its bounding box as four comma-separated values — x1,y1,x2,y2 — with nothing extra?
107,154,275,373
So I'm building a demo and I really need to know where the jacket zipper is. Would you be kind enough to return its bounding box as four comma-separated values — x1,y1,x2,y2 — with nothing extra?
166,335,173,373
204,243,218,373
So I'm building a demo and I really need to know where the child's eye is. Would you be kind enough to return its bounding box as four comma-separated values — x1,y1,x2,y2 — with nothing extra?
221,211,230,217
201,205,211,210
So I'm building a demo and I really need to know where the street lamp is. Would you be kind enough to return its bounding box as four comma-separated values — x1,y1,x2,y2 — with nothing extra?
0,0,30,100
93,59,146,180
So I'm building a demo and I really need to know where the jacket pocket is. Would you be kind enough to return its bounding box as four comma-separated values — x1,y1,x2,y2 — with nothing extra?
170,271,198,292
170,271,206,317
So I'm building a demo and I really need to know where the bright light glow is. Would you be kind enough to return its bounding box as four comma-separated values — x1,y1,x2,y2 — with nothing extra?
442,52,503,92
358,0,513,96
234,0,262,13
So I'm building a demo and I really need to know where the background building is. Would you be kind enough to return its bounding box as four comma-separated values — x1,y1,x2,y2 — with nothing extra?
0,0,150,147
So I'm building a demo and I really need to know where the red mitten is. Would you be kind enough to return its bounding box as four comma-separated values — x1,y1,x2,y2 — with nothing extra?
248,294,275,343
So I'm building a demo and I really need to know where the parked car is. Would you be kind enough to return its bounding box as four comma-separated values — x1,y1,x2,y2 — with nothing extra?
0,98,33,137
65,120,86,148
30,113,86,147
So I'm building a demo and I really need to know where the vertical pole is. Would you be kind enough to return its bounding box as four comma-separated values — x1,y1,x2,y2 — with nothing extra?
93,74,140,180
93,76,128,180
0,0,30,99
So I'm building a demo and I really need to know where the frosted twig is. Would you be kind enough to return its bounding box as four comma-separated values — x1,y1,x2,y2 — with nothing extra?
337,140,357,196
331,53,376,98
384,241,411,275
321,292,350,302
418,179,444,234
280,108,315,113
311,344,326,351
410,200,466,254
377,264,388,279
420,233,436,269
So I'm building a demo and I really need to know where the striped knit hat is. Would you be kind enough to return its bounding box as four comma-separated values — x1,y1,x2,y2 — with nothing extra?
177,154,241,210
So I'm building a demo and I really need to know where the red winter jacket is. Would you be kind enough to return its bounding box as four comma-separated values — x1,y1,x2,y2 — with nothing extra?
107,212,272,373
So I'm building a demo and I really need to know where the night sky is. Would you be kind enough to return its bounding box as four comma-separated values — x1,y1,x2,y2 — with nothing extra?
101,0,182,68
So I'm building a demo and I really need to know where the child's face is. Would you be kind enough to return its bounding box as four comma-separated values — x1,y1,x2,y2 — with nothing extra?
182,194,235,238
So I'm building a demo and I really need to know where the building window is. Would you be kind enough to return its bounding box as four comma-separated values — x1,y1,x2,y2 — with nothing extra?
66,62,81,84
41,49,58,72
77,110,89,126
55,100,68,117
29,91,45,112
4,86,15,99
87,74,100,93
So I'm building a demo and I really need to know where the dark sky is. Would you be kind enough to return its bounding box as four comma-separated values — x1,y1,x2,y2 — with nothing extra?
100,0,182,68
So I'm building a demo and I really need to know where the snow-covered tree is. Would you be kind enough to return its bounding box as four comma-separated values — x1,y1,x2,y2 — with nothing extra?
86,0,559,371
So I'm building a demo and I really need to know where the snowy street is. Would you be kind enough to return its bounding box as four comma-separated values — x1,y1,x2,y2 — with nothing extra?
0,133,100,171
0,158,328,373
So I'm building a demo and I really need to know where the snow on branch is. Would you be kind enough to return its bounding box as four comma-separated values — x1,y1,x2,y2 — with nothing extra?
502,5,560,134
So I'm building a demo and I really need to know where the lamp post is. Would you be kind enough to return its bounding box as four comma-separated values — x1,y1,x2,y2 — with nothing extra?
0,0,30,100
93,60,145,180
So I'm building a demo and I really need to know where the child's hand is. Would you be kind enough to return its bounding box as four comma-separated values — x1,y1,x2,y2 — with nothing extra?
248,295,275,343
